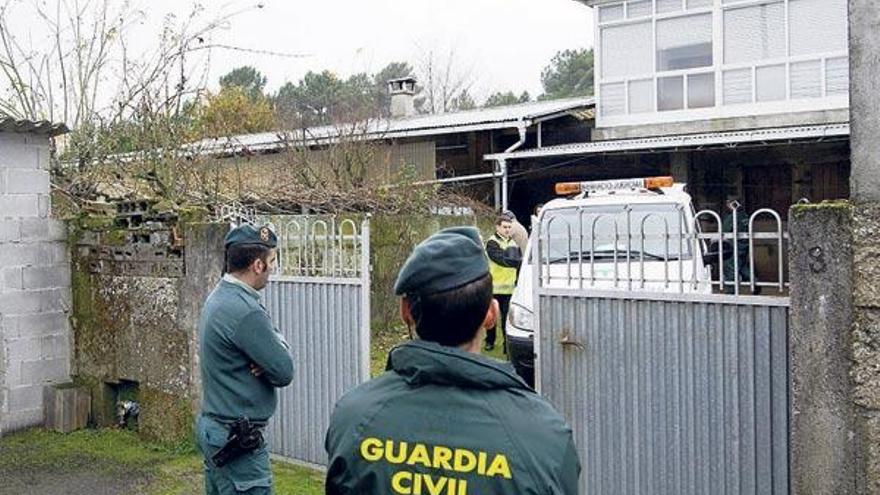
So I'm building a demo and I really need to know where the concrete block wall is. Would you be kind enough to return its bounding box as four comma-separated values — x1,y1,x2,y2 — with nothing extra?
0,132,71,435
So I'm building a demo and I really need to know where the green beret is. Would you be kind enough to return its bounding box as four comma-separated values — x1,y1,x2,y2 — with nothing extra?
394,226,489,296
224,224,278,249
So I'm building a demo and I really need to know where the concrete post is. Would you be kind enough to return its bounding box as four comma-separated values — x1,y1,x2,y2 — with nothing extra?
849,1,880,492
179,223,227,415
789,204,857,494
849,0,880,203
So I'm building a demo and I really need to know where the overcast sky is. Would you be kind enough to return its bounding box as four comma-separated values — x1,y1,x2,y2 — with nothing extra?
154,0,595,100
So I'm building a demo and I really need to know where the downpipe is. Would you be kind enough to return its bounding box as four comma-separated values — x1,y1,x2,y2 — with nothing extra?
497,120,529,211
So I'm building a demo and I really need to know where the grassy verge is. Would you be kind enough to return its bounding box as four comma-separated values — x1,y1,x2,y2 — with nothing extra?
0,428,323,495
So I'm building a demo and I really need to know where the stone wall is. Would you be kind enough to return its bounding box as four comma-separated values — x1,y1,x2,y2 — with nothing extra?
848,1,880,492
0,131,72,435
70,204,225,443
852,203,880,493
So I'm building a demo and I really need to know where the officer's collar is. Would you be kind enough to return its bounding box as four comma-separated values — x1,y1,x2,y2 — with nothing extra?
222,273,261,299
387,340,532,392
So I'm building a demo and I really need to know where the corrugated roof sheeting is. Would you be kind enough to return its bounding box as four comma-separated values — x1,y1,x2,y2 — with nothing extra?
0,117,69,137
485,123,850,160
188,96,596,155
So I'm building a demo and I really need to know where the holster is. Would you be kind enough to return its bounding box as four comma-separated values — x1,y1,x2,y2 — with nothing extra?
211,417,264,468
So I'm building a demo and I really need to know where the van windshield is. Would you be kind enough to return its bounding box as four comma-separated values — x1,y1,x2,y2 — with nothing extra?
539,203,693,264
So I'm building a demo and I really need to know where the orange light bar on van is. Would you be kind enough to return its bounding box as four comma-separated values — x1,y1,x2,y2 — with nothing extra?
643,176,674,189
554,182,584,195
554,176,675,195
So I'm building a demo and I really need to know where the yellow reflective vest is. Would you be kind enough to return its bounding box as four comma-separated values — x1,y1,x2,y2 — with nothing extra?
487,234,520,295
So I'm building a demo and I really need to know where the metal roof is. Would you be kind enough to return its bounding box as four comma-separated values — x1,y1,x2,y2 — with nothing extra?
484,123,850,161
0,117,69,137
187,96,595,155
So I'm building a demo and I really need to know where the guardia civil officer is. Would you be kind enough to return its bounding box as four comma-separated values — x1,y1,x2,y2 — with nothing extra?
324,227,580,495
485,213,522,353
196,224,294,495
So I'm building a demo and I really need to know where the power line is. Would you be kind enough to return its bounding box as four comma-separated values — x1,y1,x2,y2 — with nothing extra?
191,43,312,59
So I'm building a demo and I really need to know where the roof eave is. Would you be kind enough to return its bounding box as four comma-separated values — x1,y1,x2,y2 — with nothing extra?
0,118,70,137
575,0,612,6
484,123,851,161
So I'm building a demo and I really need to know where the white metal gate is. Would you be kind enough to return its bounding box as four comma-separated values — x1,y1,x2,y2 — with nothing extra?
261,216,370,467
533,205,790,494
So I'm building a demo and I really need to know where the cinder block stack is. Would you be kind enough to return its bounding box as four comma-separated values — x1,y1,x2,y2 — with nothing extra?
0,132,72,435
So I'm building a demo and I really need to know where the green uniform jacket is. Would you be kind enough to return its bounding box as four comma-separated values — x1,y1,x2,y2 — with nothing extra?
325,340,581,495
199,277,294,422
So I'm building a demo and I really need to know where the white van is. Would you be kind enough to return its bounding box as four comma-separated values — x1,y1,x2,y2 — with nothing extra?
506,177,712,386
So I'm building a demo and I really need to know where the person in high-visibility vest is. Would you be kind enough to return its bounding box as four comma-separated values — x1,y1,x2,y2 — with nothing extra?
485,213,522,353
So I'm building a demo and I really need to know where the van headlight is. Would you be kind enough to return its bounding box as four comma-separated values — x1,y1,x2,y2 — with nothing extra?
508,303,534,331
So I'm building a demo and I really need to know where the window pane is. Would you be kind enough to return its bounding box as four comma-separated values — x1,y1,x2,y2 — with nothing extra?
627,0,652,18
723,3,785,64
687,0,712,9
600,4,625,22
601,21,653,78
756,64,786,101
790,61,822,99
657,0,682,13
825,57,849,95
723,68,753,104
790,0,848,56
658,76,684,111
657,14,713,71
601,82,627,116
628,79,654,113
688,73,715,108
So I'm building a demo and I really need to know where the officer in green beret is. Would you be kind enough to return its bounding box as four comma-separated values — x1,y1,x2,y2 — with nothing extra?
324,226,580,495
196,224,294,495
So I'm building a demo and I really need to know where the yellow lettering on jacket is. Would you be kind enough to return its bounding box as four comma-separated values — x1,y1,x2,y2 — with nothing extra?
386,440,408,464
361,437,383,462
422,473,447,495
407,443,432,468
477,451,487,474
432,446,453,470
391,471,412,494
390,471,474,495
453,448,476,472
486,454,512,479
359,437,514,484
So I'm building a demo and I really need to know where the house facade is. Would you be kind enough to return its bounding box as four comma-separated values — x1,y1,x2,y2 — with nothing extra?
487,0,851,227
590,0,848,130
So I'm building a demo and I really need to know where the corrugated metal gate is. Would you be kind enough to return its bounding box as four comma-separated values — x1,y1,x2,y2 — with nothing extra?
533,205,790,494
262,216,370,467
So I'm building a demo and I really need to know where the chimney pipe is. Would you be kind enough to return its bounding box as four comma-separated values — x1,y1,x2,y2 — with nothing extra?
388,77,417,118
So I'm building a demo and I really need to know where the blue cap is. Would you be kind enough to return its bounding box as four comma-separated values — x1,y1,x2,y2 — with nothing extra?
394,226,489,296
224,224,277,249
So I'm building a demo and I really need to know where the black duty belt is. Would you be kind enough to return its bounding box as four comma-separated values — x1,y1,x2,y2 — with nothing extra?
204,413,268,429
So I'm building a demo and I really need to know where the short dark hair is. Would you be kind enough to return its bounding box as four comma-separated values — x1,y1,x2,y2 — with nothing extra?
408,274,493,347
226,244,271,273
495,214,512,226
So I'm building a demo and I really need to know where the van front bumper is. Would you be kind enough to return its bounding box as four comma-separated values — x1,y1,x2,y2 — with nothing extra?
508,333,535,388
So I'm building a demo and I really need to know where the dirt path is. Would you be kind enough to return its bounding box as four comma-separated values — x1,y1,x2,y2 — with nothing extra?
0,453,154,495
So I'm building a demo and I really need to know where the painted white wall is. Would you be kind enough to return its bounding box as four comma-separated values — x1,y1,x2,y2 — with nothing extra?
593,0,849,128
0,132,71,435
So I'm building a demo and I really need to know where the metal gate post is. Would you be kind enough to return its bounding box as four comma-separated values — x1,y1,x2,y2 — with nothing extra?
359,216,371,381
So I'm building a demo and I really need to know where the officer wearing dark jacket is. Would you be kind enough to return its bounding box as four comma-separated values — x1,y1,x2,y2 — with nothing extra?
325,227,580,495
197,224,295,495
